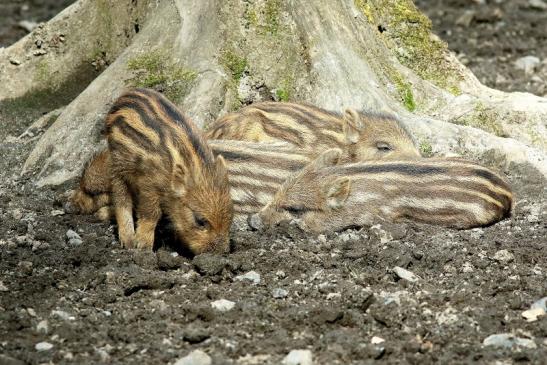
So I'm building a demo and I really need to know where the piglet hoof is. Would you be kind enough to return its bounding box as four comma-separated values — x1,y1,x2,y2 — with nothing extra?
119,235,135,249
94,206,112,222
134,238,154,251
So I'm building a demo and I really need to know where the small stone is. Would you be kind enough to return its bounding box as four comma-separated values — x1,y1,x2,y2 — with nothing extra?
11,209,23,220
18,20,38,32
282,349,313,365
174,349,212,365
483,333,536,350
0,281,8,292
9,58,21,66
182,328,210,344
32,241,50,251
95,348,110,362
35,342,53,351
66,229,81,240
235,270,261,285
32,49,47,56
316,234,327,244
211,299,236,312
370,225,393,244
68,238,82,246
528,0,547,10
371,336,385,344
493,249,514,263
514,56,540,75
276,270,286,278
531,297,547,311
51,310,75,321
247,213,264,230
461,262,474,273
272,288,288,299
522,307,546,322
50,209,65,216
36,320,49,334
393,266,420,283
26,308,36,317
455,10,475,27
326,292,341,300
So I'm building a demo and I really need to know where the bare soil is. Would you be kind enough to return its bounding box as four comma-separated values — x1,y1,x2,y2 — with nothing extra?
0,1,546,364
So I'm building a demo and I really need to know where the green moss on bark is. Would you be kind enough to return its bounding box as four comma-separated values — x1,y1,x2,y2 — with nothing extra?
127,49,197,102
220,50,248,82
453,103,505,137
354,0,462,95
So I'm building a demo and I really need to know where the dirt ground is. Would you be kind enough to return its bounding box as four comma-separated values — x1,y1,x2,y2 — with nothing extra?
0,1,546,364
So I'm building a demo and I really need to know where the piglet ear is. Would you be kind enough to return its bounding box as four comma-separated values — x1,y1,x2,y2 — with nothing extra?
305,148,342,173
214,154,229,177
343,108,364,144
171,163,188,197
324,177,351,209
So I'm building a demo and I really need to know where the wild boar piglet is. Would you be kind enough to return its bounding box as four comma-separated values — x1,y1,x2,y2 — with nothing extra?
206,102,421,162
257,150,513,232
105,88,233,254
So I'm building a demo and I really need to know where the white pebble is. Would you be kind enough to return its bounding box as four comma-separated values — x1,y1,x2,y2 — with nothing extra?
235,271,261,285
174,349,212,365
211,299,236,312
371,336,385,344
36,320,49,334
0,281,8,292
393,266,420,282
326,292,341,300
66,229,81,240
483,333,537,349
529,0,547,10
18,20,38,32
493,249,514,263
531,297,547,311
461,262,474,273
272,288,288,299
35,342,53,351
370,224,393,244
522,307,546,322
282,349,313,365
275,270,286,278
51,310,75,321
514,55,540,75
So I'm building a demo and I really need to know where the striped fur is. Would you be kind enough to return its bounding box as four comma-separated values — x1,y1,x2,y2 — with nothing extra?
70,140,312,224
257,150,514,232
104,88,233,254
206,102,421,162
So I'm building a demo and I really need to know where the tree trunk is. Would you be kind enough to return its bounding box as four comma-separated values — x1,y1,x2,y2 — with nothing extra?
1,0,545,186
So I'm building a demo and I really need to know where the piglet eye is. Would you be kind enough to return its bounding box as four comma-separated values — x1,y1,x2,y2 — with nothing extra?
284,205,308,216
194,212,210,229
376,142,392,152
